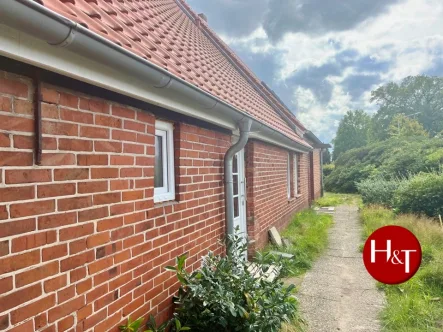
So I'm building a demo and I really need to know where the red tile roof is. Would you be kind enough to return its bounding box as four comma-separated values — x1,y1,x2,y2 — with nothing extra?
39,0,310,147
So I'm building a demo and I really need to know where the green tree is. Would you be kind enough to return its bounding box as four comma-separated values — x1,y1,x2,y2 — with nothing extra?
388,114,429,138
332,110,371,160
370,75,443,140
322,149,331,164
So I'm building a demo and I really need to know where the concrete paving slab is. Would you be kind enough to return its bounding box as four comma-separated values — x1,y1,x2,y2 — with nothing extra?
299,205,385,332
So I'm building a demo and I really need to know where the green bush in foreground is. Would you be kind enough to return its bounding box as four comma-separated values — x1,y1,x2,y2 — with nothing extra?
393,172,443,218
167,232,297,332
356,177,401,207
361,206,443,331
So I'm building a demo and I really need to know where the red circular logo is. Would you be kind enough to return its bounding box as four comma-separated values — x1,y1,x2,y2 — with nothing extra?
363,225,422,284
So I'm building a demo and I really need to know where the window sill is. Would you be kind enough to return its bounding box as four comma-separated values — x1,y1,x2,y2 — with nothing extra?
154,200,178,208
288,194,302,202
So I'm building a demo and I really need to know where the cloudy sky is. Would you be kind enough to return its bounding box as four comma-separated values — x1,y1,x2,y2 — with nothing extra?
187,0,443,143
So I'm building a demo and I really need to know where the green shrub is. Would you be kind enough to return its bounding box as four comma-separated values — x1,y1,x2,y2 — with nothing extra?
326,137,443,193
393,172,443,217
356,177,402,207
167,232,297,332
322,163,334,177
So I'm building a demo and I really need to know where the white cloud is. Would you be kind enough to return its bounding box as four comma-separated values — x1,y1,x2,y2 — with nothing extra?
207,0,443,142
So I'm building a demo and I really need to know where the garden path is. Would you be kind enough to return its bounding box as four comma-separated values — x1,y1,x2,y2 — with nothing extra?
298,205,385,331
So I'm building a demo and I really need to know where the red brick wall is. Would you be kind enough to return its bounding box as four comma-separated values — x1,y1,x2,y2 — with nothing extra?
245,140,310,253
0,70,230,331
313,149,322,200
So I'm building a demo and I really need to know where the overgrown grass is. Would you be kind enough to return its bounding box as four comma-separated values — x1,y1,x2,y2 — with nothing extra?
264,209,333,278
361,206,443,331
314,192,362,208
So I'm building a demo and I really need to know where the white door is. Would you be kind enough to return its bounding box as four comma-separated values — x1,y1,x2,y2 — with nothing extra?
232,149,247,237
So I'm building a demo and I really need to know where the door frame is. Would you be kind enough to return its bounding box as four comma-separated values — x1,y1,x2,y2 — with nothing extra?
232,149,247,237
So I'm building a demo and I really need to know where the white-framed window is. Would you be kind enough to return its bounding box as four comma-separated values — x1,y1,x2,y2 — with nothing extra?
287,153,291,199
294,153,298,195
154,120,175,203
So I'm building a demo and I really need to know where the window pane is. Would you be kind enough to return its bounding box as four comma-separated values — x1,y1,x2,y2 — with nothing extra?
233,175,239,196
233,154,238,173
154,135,164,188
234,197,239,218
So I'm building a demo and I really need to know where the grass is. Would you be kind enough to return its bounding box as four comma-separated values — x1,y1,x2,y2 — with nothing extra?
361,206,443,331
314,192,362,208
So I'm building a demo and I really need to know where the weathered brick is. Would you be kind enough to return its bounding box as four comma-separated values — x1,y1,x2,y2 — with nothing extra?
0,95,12,112
0,241,9,257
60,223,94,241
15,261,59,288
78,180,108,194
10,199,55,218
40,153,76,166
44,274,67,292
0,77,28,97
0,133,10,147
43,244,68,262
91,168,119,179
0,250,40,275
0,218,35,238
60,108,93,124
42,121,78,136
97,216,123,231
10,295,56,324
38,183,76,198
12,230,56,253
80,125,110,139
79,98,109,114
0,277,13,294
59,92,79,108
60,250,94,272
112,105,135,119
48,296,84,323
77,154,108,166
0,151,33,166
5,169,51,184
95,115,122,128
0,284,41,313
78,206,109,222
38,212,77,229
57,315,74,332
94,140,122,152
13,99,32,115
93,192,121,206
54,168,89,181
58,196,92,211
57,285,76,304
69,239,87,255
86,232,110,248
59,138,93,151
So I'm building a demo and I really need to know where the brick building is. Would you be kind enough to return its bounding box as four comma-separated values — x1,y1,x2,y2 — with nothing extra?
0,1,328,331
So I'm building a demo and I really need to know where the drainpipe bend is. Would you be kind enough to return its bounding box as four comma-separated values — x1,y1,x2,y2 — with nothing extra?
224,118,252,240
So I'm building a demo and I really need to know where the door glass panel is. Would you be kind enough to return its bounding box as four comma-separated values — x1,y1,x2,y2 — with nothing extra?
233,154,238,173
154,135,164,188
234,196,239,218
233,175,239,195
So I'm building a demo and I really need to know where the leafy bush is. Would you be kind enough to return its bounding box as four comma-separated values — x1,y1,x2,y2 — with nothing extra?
326,137,443,193
356,177,402,207
119,315,189,332
322,163,335,177
167,232,297,332
393,172,443,217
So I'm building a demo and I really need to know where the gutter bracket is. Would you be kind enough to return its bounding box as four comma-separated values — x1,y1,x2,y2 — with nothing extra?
48,24,77,48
